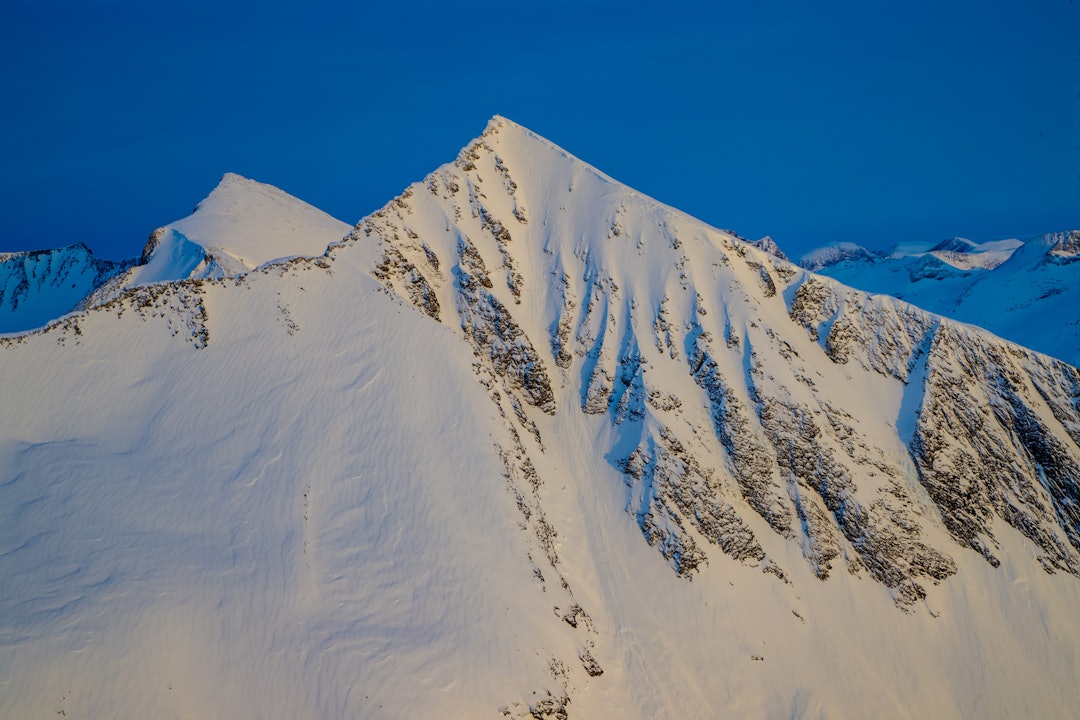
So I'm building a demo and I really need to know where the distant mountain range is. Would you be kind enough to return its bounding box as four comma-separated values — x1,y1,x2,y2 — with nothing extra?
1,117,1078,718
799,232,1080,367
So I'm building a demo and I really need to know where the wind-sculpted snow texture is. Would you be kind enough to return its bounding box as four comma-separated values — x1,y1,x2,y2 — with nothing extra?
2,117,1080,718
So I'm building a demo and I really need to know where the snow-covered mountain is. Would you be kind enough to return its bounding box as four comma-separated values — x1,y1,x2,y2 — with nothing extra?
0,243,133,333
0,173,351,334
799,232,1080,367
2,117,1079,719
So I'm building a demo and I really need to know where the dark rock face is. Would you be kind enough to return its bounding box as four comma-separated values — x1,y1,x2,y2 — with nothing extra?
746,235,788,262
620,423,771,578
373,244,441,320
686,321,791,538
456,263,556,415
911,327,1080,574
789,275,1080,580
1048,229,1080,261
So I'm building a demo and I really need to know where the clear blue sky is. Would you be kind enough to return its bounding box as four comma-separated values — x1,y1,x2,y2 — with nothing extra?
2,0,1077,260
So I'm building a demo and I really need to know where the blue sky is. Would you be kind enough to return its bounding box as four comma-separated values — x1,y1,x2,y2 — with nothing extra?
1,0,1076,260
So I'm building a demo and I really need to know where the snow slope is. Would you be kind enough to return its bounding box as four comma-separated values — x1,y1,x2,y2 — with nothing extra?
800,232,1080,367
2,117,1079,719
0,260,573,718
167,172,354,273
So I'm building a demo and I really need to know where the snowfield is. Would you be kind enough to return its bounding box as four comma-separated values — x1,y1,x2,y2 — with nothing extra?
1,117,1079,719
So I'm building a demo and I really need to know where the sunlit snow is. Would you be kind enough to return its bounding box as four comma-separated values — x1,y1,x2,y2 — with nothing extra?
1,117,1078,719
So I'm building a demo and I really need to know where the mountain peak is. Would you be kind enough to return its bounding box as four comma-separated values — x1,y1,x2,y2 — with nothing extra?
485,113,516,132
360,114,1080,595
3,118,1080,719
807,230,1078,364
0,241,131,333
484,114,540,140
171,174,350,271
469,115,630,195
188,172,270,215
72,175,355,312
219,170,252,183
928,236,978,253
798,242,878,271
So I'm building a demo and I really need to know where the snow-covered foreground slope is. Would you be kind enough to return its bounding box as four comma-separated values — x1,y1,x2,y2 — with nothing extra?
2,117,1080,718
800,232,1080,367
0,254,578,718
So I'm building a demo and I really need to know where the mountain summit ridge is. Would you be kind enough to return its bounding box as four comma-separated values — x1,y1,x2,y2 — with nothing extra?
1,117,1079,718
